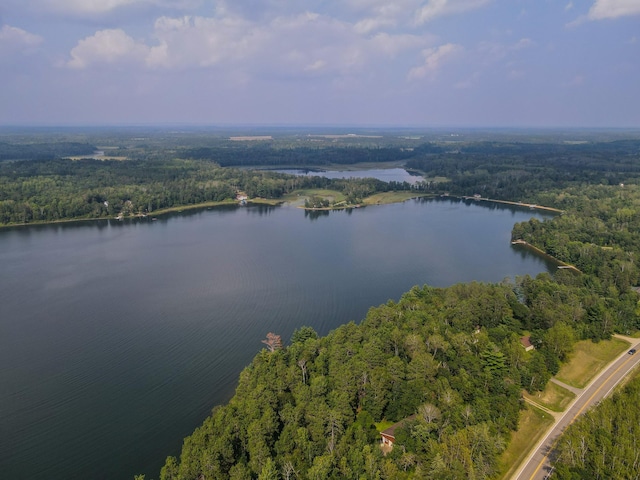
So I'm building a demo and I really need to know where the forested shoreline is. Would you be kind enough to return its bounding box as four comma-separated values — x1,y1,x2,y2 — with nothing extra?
2,130,640,479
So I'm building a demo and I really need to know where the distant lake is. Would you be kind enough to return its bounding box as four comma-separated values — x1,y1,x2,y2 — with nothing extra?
0,198,556,479
274,167,424,184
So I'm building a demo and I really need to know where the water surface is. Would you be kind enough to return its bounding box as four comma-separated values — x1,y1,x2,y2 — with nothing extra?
0,198,555,479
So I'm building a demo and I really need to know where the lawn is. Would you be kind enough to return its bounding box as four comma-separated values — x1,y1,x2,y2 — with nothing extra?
282,189,346,207
555,337,630,388
496,404,554,480
363,191,432,205
375,420,395,432
523,381,575,412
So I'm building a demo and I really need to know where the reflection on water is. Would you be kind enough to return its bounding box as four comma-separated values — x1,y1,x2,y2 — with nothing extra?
0,199,555,480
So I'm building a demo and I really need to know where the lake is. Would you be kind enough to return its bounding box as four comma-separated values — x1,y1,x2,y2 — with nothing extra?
0,198,556,479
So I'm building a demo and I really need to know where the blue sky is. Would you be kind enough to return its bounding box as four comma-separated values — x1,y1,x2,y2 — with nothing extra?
0,0,638,127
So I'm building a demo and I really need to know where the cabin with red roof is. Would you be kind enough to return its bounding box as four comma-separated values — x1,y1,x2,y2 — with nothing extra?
520,335,534,352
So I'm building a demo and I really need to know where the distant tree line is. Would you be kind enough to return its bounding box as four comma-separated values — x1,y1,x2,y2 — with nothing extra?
406,139,640,201
0,141,96,161
184,145,417,167
0,158,417,225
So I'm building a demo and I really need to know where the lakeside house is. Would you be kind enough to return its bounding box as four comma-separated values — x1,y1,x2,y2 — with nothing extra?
520,335,534,352
380,415,417,452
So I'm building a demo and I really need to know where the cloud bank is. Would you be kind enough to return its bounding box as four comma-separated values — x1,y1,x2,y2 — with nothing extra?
588,0,640,20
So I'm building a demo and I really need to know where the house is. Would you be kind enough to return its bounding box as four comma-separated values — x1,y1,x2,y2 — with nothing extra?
380,415,417,452
520,335,534,352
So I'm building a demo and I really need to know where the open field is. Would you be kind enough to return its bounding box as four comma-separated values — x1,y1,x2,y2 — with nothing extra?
67,155,128,161
363,191,432,205
524,381,575,412
375,420,395,432
496,404,554,480
282,189,347,207
556,337,630,388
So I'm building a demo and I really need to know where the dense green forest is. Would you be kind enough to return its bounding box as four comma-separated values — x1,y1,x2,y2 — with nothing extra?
156,273,638,480
157,279,586,480
550,373,640,479
0,157,417,224
0,141,95,161
183,145,419,167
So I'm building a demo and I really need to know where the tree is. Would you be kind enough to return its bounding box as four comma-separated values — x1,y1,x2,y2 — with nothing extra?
262,332,283,352
258,458,279,480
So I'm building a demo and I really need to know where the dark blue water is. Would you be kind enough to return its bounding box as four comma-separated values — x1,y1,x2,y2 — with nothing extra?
0,198,556,479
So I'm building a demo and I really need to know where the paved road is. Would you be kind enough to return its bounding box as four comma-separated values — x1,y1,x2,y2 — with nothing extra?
514,339,640,480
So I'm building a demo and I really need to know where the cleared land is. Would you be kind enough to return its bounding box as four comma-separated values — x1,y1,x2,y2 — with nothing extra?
524,381,575,412
375,420,395,432
363,191,431,205
497,404,554,480
556,338,630,388
282,189,347,207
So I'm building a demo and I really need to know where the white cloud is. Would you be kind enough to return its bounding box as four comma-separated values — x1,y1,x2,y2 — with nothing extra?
414,0,491,25
66,11,432,80
565,2,574,11
145,14,261,68
588,0,640,20
67,29,149,69
348,1,416,33
0,25,43,55
354,16,396,34
408,43,462,80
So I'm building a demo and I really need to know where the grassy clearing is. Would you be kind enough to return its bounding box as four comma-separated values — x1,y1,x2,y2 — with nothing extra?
282,189,346,207
556,337,630,388
523,381,575,412
496,404,554,480
67,155,128,161
375,420,395,432
248,198,285,206
363,192,432,205
424,176,449,183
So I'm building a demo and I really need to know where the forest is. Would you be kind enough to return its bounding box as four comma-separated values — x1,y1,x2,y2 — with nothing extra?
550,373,640,479
2,128,640,479
0,157,419,224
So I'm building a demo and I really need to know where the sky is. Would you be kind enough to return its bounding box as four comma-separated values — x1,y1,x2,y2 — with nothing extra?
0,0,639,127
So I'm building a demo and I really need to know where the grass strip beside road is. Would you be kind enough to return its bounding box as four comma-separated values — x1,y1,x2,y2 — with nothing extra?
497,404,554,480
523,381,575,412
556,338,630,389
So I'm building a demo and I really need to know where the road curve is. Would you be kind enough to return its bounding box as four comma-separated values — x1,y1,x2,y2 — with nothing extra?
514,340,640,480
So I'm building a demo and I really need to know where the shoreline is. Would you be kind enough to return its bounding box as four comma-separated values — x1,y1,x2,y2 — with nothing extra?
511,239,582,273
0,199,240,229
459,196,564,213
0,193,562,229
